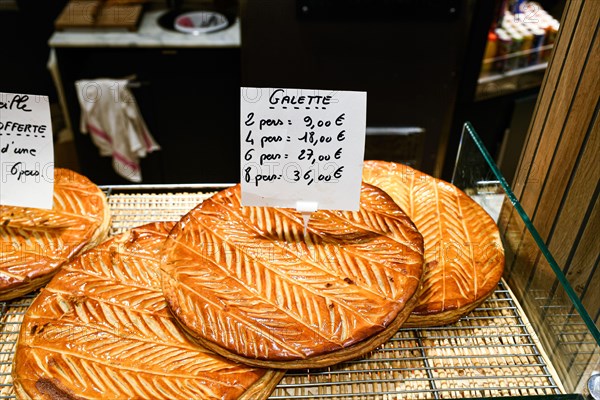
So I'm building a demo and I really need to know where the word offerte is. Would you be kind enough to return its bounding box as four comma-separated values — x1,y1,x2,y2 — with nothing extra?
0,92,54,209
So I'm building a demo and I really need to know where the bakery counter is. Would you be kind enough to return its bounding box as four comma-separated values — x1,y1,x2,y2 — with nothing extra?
0,184,564,399
1,125,597,399
49,10,240,48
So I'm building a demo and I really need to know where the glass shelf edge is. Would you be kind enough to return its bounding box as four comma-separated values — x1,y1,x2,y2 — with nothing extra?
461,121,600,347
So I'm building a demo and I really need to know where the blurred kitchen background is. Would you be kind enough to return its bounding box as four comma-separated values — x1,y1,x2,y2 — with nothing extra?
0,0,564,184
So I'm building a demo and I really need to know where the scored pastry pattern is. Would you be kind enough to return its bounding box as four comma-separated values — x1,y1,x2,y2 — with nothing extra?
14,223,271,400
0,168,109,300
162,184,424,362
362,161,504,319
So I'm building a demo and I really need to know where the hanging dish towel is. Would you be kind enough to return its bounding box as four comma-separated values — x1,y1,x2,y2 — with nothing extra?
75,79,160,182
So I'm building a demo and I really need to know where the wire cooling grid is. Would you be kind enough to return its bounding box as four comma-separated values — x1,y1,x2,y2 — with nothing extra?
0,189,564,399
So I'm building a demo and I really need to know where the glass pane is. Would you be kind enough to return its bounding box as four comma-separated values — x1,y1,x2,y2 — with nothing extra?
452,122,600,396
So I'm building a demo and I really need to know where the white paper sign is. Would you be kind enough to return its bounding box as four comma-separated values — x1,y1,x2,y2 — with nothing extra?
241,88,366,211
0,92,54,209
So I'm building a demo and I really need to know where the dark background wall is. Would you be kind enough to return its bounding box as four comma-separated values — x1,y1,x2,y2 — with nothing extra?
0,1,67,100
240,0,486,177
0,0,566,183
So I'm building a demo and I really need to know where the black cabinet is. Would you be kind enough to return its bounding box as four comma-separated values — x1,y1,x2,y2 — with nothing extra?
57,47,240,184
240,0,481,177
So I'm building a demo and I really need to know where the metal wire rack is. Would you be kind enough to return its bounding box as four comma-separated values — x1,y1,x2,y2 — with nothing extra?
270,286,562,399
1,188,565,399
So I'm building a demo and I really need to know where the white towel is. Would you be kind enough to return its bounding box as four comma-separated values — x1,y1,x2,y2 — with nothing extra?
75,79,160,182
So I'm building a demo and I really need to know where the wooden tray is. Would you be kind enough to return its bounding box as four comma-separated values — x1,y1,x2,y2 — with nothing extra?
54,0,143,32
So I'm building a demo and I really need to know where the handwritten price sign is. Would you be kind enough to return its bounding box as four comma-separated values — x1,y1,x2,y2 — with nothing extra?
240,88,366,211
0,92,54,209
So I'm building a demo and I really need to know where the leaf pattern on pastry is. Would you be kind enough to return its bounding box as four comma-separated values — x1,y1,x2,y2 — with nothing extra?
0,208,82,229
14,223,271,400
0,168,110,299
161,184,424,361
362,161,504,316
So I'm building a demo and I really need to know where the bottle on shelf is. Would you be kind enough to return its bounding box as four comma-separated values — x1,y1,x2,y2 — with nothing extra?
480,1,560,77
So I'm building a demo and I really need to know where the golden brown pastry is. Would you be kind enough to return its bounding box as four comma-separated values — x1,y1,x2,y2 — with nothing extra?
161,184,425,369
363,160,504,327
13,223,283,400
0,168,110,301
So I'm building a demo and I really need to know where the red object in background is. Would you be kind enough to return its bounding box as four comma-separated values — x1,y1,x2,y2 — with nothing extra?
178,16,193,27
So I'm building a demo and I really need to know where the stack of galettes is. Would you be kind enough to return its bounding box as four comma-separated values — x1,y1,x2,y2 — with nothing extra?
4,162,504,399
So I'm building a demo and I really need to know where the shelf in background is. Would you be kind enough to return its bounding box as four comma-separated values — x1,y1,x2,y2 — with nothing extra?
476,63,548,101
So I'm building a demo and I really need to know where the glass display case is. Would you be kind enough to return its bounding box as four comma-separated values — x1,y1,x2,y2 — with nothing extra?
0,123,598,399
453,122,600,398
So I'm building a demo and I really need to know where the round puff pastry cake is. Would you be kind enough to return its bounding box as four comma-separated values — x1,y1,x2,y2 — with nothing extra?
362,160,504,327
13,222,283,400
161,184,425,369
0,168,110,301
